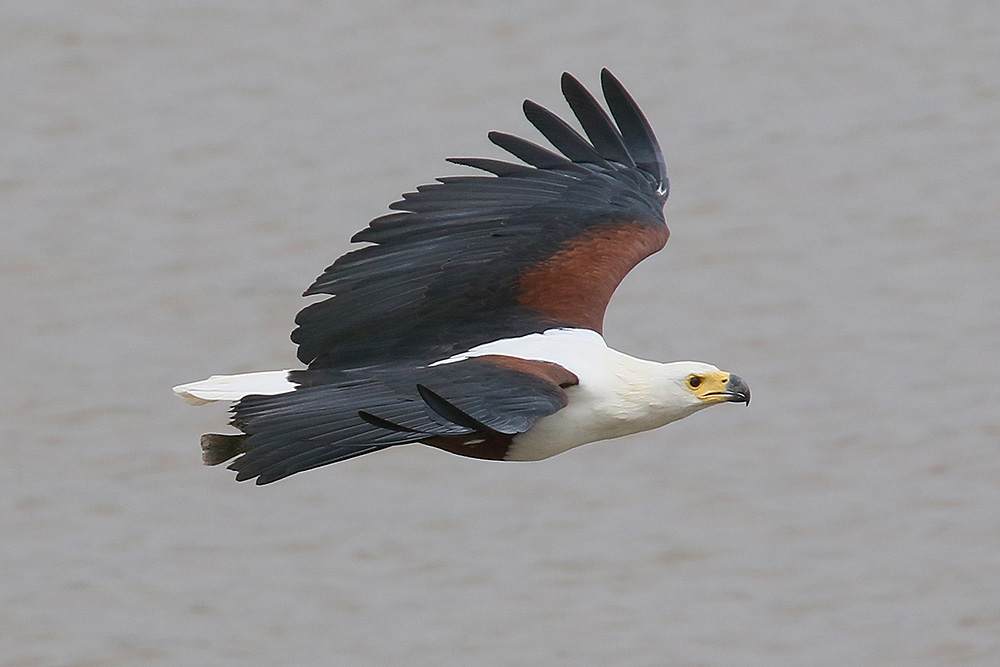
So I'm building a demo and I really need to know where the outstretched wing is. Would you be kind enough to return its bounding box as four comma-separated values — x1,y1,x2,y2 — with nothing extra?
293,70,669,369
214,356,578,484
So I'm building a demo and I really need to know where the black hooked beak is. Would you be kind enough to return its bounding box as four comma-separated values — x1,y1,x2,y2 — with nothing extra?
725,374,751,406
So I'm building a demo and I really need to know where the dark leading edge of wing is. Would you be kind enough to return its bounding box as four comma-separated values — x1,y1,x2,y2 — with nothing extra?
292,69,669,370
213,357,578,484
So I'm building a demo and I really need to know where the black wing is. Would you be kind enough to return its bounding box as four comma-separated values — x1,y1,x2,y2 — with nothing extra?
210,356,578,484
293,70,669,370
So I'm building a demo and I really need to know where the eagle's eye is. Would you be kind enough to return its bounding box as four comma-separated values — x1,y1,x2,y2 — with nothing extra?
688,376,702,389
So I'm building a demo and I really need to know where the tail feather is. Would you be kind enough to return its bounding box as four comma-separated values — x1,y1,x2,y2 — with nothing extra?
173,371,296,405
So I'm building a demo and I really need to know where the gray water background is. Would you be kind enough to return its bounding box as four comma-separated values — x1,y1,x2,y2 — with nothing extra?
3,1,999,665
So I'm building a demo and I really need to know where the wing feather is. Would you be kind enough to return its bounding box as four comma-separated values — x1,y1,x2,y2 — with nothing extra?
487,131,588,172
560,72,635,166
218,357,578,484
521,100,610,167
600,69,668,196
293,70,668,369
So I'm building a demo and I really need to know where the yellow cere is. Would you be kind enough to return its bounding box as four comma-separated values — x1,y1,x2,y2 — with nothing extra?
688,371,733,403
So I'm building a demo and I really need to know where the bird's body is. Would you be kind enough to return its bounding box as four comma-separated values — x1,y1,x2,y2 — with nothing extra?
174,70,749,485
429,328,718,461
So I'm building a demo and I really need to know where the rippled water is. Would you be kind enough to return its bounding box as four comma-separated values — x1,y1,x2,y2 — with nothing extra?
3,2,999,665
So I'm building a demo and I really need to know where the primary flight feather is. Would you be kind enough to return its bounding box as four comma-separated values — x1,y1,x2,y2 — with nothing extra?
174,69,750,485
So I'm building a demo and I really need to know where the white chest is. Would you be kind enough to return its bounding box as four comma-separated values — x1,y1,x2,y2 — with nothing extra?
504,356,696,461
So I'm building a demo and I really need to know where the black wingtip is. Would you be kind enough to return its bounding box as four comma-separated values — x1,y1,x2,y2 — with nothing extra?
521,98,609,167
200,433,247,467
488,130,584,172
599,69,668,198
560,71,635,167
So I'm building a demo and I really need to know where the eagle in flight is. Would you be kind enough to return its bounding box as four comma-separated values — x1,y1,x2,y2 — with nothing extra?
174,69,750,485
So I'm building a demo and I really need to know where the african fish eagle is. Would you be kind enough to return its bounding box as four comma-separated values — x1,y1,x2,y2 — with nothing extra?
173,69,750,485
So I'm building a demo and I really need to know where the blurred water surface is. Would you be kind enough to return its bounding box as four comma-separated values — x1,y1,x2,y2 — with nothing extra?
2,1,999,665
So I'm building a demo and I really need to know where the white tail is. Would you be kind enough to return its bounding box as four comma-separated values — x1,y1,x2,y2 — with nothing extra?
172,370,297,405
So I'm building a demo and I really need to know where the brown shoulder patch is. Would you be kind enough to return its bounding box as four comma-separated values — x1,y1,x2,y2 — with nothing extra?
476,355,579,388
517,221,668,331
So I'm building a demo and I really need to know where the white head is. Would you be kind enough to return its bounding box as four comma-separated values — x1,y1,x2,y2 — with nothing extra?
653,361,751,423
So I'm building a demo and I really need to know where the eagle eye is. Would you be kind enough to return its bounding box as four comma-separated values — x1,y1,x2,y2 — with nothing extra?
688,376,702,389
